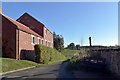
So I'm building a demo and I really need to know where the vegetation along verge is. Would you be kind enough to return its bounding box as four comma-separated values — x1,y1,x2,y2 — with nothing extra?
61,49,79,59
2,57,42,72
34,44,66,64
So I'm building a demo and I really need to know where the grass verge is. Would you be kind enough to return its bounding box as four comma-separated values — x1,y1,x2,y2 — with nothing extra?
62,49,79,59
1,57,43,72
1,57,66,73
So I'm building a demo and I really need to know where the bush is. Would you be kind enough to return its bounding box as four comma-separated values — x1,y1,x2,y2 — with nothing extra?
34,44,66,64
34,45,41,63
67,56,80,70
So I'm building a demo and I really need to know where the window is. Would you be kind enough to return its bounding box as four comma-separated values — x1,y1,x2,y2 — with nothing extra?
41,39,43,44
38,37,41,44
31,35,35,44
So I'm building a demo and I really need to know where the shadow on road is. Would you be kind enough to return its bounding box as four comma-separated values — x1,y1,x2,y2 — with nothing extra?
57,61,75,80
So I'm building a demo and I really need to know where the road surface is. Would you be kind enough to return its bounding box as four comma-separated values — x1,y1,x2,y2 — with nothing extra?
2,61,74,80
2,61,119,80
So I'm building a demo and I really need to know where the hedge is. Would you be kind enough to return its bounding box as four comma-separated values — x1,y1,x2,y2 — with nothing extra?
67,56,80,70
34,44,66,64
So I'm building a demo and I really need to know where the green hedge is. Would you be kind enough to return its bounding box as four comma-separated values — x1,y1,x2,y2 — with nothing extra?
34,44,66,64
67,56,80,70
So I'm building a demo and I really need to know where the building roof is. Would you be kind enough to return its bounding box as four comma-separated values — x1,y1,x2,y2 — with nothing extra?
17,12,53,34
2,13,42,38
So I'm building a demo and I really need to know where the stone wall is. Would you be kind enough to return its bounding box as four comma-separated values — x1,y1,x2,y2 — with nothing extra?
91,49,120,76
78,48,120,76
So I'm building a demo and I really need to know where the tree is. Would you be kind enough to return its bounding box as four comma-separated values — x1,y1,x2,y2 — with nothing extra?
53,32,64,52
67,43,76,50
66,43,80,50
76,44,80,50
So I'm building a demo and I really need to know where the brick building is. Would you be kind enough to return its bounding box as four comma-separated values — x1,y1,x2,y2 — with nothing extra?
17,13,53,48
2,13,53,60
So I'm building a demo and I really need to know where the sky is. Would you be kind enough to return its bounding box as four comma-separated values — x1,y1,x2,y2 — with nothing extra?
1,0,119,2
2,2,118,47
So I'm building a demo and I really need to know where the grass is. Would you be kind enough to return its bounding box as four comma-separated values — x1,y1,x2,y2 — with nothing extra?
62,49,79,59
1,57,43,72
1,57,66,73
1,49,78,73
1,46,66,72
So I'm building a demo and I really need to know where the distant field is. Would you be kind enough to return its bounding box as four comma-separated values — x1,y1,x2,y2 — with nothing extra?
1,58,43,72
62,49,79,59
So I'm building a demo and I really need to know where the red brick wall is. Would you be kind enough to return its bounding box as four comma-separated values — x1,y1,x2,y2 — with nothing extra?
17,13,44,37
2,16,16,58
43,27,53,48
19,30,39,60
17,13,53,48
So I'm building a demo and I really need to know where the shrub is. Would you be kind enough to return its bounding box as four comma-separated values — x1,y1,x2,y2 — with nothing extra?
34,44,66,64
67,56,80,70
34,45,41,63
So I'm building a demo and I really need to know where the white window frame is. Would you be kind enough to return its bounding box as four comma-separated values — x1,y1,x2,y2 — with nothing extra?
31,35,35,45
38,37,41,44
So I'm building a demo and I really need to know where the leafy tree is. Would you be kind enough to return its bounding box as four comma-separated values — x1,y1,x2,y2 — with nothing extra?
66,43,80,50
76,44,80,50
53,32,64,52
67,43,76,50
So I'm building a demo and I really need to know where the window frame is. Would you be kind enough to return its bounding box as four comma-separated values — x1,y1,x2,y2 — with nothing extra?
31,35,35,45
38,37,41,44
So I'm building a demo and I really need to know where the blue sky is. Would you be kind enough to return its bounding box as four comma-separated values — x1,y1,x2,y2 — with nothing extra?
2,2,118,47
